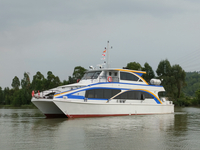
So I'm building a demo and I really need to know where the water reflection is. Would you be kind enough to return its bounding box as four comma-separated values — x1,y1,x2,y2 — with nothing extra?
0,107,200,150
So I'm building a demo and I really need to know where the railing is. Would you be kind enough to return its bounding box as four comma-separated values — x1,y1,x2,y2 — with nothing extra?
32,90,61,99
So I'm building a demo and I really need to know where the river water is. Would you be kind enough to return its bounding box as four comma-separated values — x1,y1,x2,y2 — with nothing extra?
0,107,199,150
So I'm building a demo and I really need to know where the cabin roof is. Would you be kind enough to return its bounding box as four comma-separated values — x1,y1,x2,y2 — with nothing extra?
86,68,146,76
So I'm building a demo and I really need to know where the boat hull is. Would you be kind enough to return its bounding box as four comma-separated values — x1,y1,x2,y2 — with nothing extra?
31,98,67,118
53,100,174,118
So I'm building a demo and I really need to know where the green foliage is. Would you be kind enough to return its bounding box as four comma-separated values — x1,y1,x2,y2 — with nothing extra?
68,66,87,84
173,97,193,107
156,59,186,99
142,62,155,82
126,62,142,70
73,66,87,80
171,64,186,98
45,71,61,89
0,66,86,106
21,72,31,89
156,59,171,77
183,72,200,97
11,76,20,90
2,63,200,107
31,71,45,91
0,87,3,104
195,89,200,105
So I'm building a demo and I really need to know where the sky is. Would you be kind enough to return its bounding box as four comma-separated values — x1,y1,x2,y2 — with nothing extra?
1,0,200,89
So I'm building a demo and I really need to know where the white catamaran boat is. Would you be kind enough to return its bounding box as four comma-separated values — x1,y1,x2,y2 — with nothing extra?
53,68,174,118
32,41,174,118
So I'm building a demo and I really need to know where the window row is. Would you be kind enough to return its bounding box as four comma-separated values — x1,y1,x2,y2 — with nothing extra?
114,90,154,100
85,89,121,99
85,88,154,100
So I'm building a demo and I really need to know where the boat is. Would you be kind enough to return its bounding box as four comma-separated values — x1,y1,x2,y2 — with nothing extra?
32,41,174,118
53,68,174,118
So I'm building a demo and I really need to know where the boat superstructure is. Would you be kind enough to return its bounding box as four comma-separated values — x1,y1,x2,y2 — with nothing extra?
53,68,174,118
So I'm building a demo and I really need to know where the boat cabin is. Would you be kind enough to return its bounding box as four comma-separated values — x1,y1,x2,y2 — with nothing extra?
80,68,147,84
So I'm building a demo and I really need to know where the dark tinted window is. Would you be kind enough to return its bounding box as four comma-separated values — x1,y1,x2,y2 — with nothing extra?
82,71,102,79
143,92,154,99
87,89,95,98
158,91,166,97
120,72,139,81
85,89,121,99
114,90,153,100
104,89,112,99
95,89,104,99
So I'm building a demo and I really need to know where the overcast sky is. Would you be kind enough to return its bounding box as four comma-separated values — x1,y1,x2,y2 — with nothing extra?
1,0,200,88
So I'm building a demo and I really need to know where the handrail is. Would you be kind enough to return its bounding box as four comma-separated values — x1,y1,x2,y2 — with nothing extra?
33,89,62,99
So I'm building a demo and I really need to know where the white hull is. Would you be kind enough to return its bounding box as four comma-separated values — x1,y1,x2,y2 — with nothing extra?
53,100,174,118
31,98,66,118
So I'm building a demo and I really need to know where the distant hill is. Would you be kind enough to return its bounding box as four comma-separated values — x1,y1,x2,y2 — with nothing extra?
183,71,200,97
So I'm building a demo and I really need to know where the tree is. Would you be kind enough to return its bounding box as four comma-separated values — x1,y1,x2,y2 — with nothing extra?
45,71,61,89
67,66,87,84
142,62,155,82
156,59,175,98
12,89,22,106
73,66,87,80
62,80,69,85
11,76,20,90
195,89,200,105
126,62,142,70
31,71,45,91
156,59,171,77
171,64,186,98
0,87,3,104
21,72,31,105
183,72,200,97
21,72,31,89
4,87,13,105
156,59,186,99
67,76,76,84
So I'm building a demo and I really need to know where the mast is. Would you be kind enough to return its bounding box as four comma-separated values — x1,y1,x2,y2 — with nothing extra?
106,41,112,68
106,41,109,68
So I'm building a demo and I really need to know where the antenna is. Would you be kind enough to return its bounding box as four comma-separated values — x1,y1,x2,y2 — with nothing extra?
106,41,112,68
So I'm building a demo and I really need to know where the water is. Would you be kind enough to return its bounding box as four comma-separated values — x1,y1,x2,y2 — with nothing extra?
0,107,200,150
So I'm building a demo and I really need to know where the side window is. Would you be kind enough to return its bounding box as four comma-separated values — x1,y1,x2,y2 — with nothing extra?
86,89,95,98
143,92,154,99
114,90,154,100
120,72,139,81
104,89,112,99
95,89,104,99
85,89,121,99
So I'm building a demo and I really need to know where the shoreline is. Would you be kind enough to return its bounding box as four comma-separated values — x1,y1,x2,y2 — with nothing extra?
0,105,37,109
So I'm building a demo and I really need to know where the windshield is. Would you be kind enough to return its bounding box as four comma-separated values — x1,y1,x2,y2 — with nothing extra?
82,71,102,79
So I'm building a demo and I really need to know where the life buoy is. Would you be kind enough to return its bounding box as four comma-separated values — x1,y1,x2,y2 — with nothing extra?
107,76,112,82
32,91,35,97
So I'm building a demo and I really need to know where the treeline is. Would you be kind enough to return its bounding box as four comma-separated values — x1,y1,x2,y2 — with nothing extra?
183,72,200,97
0,66,86,106
0,60,200,107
